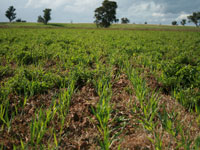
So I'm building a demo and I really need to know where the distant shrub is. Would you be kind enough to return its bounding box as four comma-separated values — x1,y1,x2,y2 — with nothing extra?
16,19,26,22
172,21,178,25
121,17,130,24
16,18,22,22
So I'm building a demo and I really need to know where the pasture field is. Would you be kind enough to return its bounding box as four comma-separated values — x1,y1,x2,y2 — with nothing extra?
0,26,200,149
1,22,200,31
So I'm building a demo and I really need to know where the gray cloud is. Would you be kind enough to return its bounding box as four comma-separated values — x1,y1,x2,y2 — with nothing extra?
154,0,200,14
0,0,200,24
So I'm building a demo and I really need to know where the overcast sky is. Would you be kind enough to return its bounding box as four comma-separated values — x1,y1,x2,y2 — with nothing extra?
0,0,200,24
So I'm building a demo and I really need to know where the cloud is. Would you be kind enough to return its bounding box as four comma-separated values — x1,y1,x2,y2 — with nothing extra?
64,0,100,13
23,0,101,22
25,0,50,8
176,13,190,21
1,0,200,24
117,1,165,23
25,0,100,10
25,0,72,9
152,13,165,17
154,0,200,14
117,0,200,24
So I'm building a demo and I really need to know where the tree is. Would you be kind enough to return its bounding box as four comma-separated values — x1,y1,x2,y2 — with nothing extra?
144,21,147,24
16,18,22,22
180,19,186,26
43,9,52,25
5,6,16,22
37,9,52,24
37,15,44,23
121,17,130,24
187,12,200,27
172,21,178,26
94,0,118,28
115,19,119,24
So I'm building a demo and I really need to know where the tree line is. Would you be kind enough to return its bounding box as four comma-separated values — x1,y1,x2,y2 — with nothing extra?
172,12,200,27
5,0,200,28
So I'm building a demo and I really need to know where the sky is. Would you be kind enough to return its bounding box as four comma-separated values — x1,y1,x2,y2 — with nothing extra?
0,0,200,25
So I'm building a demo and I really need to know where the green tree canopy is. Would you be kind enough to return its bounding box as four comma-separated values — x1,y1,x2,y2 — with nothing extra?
187,12,200,27
172,21,178,26
5,6,16,22
37,15,44,23
37,9,52,25
43,9,52,25
94,0,118,28
180,19,186,26
121,17,130,24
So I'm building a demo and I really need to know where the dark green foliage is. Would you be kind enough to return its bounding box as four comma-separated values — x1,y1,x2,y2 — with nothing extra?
180,19,186,26
7,68,62,96
43,9,52,25
44,39,53,46
160,53,200,109
16,51,43,65
94,0,118,28
16,18,22,22
15,19,26,23
37,16,44,23
172,21,178,26
0,66,13,80
161,55,199,90
174,88,200,110
38,9,51,24
187,12,200,27
121,17,130,24
5,6,16,22
195,136,200,149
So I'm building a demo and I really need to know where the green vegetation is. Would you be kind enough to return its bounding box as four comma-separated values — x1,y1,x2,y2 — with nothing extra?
1,22,200,32
94,0,118,28
172,21,178,26
121,17,130,24
5,6,16,22
37,8,52,25
181,19,187,26
0,26,200,149
187,12,200,27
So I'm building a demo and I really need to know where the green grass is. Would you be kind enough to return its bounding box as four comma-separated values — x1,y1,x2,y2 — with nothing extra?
0,22,199,31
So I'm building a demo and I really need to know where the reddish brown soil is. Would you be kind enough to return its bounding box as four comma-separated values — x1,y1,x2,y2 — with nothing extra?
110,74,153,150
0,90,57,149
0,72,200,149
59,84,100,150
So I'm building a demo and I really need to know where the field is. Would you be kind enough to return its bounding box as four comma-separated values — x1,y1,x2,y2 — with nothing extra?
1,22,200,31
0,23,200,149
